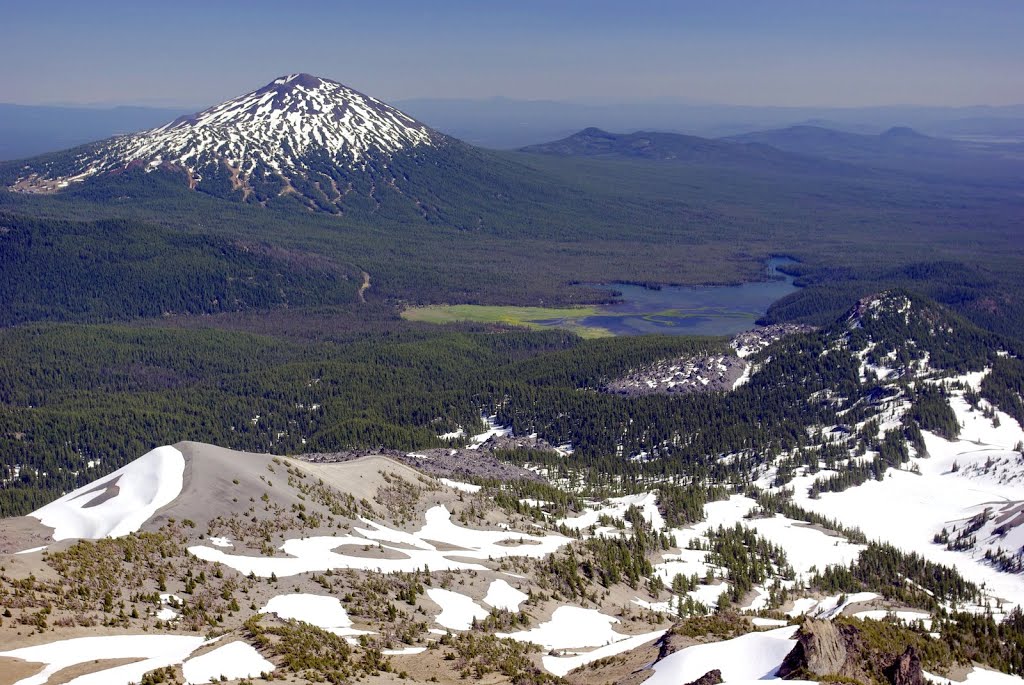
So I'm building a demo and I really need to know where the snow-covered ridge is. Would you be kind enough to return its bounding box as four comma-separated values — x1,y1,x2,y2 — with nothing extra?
13,73,439,194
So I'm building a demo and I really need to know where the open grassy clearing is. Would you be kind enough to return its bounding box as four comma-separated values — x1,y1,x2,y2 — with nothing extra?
401,303,762,338
401,304,613,338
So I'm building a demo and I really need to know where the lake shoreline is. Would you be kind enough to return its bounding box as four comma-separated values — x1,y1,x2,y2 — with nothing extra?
402,257,801,338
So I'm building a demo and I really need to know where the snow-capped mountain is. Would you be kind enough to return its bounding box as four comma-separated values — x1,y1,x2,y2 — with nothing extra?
8,74,453,211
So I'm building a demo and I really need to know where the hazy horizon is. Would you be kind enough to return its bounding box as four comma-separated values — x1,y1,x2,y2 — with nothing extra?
5,95,1024,112
3,0,1023,110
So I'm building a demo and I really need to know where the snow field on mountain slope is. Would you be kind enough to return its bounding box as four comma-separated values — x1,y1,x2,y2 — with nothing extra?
557,490,665,532
30,445,184,541
260,593,372,637
188,503,570,577
789,375,1024,610
439,477,482,493
497,605,665,676
397,582,666,674
854,609,932,628
31,74,436,188
251,580,523,648
647,624,1024,685
0,634,207,685
130,75,436,163
644,495,864,615
808,592,881,619
553,489,867,619
541,629,665,677
180,641,275,684
483,578,529,611
254,583,658,675
427,587,491,630
499,605,634,650
21,581,517,676
0,634,276,685
156,593,182,621
644,625,812,685
467,415,512,448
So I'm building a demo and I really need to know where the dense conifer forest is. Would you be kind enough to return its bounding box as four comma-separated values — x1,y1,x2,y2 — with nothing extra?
2,291,1022,517
3,141,1024,335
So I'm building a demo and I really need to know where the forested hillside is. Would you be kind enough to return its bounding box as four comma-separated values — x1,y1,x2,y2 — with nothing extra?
0,213,361,325
3,128,1024,337
3,293,1022,517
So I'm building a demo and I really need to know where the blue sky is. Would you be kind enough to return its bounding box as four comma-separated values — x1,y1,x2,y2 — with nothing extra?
2,0,1022,107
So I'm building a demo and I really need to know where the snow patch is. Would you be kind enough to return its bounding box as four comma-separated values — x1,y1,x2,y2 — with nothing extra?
854,609,932,629
752,617,791,627
189,504,570,578
182,641,275,684
745,513,864,579
483,579,529,612
498,606,635,651
926,667,1024,685
383,646,428,655
439,478,481,493
542,629,665,677
426,588,489,630
809,592,880,619
260,593,371,638
0,634,207,685
467,415,512,448
558,491,665,532
644,625,811,685
14,546,47,555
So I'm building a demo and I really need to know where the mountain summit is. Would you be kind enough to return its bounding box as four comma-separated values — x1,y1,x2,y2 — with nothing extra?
8,74,449,210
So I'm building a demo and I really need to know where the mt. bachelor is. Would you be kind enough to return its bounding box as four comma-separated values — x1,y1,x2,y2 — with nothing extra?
5,74,486,215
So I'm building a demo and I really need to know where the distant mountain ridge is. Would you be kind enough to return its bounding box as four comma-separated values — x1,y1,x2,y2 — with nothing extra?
397,97,1024,148
520,124,1024,184
7,97,1024,159
725,125,957,159
519,127,859,174
723,124,1024,183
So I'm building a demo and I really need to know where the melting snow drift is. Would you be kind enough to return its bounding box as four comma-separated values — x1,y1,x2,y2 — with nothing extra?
189,504,570,577
29,445,184,541
182,641,275,684
0,634,207,685
260,593,372,638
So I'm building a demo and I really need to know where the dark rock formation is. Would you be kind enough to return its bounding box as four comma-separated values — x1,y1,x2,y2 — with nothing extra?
685,669,724,685
887,646,924,685
604,323,815,397
778,619,870,682
780,619,927,685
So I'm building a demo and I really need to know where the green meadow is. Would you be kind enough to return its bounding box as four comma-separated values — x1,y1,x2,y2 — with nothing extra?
401,304,613,338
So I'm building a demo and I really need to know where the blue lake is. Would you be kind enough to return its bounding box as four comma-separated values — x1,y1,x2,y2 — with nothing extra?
548,258,799,337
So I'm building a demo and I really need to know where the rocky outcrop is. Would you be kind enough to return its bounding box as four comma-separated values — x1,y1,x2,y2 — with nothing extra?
780,619,927,685
887,646,924,685
656,631,690,661
605,354,747,396
685,669,724,685
731,323,816,358
779,619,866,681
604,323,816,397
